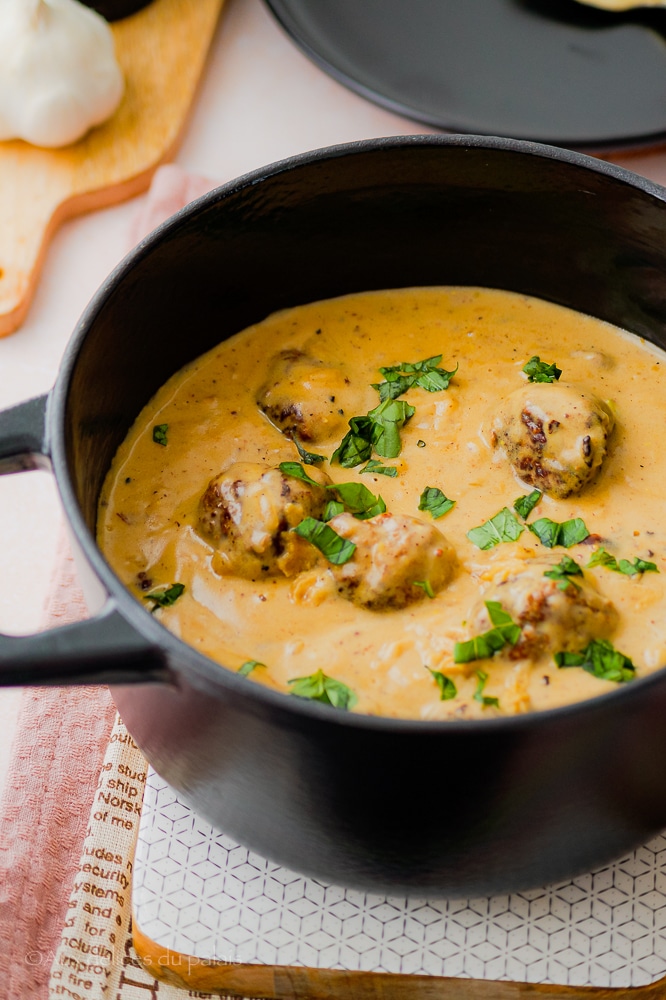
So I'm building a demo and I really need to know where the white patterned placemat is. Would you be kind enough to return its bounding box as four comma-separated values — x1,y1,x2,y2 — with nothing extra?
133,768,666,989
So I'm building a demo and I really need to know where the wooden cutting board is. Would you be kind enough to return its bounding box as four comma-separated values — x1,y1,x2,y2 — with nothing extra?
0,0,224,337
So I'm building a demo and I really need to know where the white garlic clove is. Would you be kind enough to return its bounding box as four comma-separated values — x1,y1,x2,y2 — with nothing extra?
0,0,124,148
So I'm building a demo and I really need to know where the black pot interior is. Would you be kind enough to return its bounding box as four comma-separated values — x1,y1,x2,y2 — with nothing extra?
64,139,666,531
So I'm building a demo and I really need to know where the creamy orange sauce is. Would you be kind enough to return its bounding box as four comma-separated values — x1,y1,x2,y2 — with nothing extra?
97,287,666,719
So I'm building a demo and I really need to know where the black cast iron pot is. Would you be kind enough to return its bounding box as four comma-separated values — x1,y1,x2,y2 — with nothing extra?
3,135,666,898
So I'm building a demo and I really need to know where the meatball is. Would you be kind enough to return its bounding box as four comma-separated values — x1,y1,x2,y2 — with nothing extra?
471,557,617,661
199,462,331,579
257,349,357,444
328,512,456,610
491,382,614,498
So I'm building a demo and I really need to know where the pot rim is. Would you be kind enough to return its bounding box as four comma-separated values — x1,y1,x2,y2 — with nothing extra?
48,132,666,733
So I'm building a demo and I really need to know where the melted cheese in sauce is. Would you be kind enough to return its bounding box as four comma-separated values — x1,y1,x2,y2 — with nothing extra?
97,287,666,720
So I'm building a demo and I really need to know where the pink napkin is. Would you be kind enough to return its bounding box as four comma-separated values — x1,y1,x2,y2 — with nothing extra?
0,165,218,1000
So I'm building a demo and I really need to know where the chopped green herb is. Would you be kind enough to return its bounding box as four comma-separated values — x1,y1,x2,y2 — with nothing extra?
555,638,635,684
413,579,435,599
238,660,265,677
279,461,321,488
152,423,169,446
528,517,589,548
523,356,562,383
360,459,398,477
288,668,357,710
587,547,659,577
453,601,521,663
322,499,345,521
467,507,524,550
293,437,325,465
473,670,500,708
372,355,458,401
293,517,356,564
544,555,583,591
143,582,184,609
331,415,375,468
366,398,415,458
427,668,457,700
417,440,426,448
513,490,542,520
328,481,386,520
418,486,455,520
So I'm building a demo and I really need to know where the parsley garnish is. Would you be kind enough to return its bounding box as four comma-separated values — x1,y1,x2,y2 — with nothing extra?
523,356,562,383
152,423,169,446
413,579,435,598
513,490,542,520
473,670,500,708
587,547,659,577
360,459,398,477
427,667,457,700
288,669,357,710
372,355,458,401
528,517,589,548
293,437,325,464
467,507,524,550
143,582,184,609
453,601,521,663
544,555,583,591
238,660,265,677
293,517,356,564
555,638,635,684
418,487,455,519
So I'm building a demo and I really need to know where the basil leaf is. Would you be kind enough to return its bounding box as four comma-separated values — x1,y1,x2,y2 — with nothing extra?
513,490,541,520
544,555,583,591
473,670,500,708
238,660,265,677
360,459,398,477
588,547,659,577
329,481,386,520
293,517,356,564
322,500,345,521
294,437,325,465
587,546,617,570
373,356,457,401
453,601,521,663
467,507,524,550
367,398,415,458
288,669,357,710
428,668,457,700
418,486,455,519
144,582,184,608
528,517,589,548
413,579,435,598
523,356,562,383
279,461,321,488
331,415,374,467
555,638,635,684
152,423,168,446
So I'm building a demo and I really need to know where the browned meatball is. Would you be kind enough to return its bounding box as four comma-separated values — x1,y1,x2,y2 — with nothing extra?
199,462,331,579
491,382,614,498
257,349,357,444
328,512,456,610
470,557,617,661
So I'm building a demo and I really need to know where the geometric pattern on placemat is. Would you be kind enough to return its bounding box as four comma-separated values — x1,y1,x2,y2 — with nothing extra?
133,769,666,989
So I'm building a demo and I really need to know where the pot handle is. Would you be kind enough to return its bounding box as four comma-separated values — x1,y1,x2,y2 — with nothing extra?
0,395,170,686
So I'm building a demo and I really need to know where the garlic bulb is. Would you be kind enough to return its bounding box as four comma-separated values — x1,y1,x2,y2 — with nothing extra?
0,0,124,148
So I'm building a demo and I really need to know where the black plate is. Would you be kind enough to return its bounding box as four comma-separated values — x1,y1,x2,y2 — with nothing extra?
264,0,666,152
